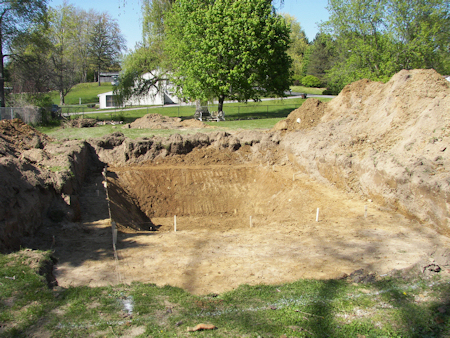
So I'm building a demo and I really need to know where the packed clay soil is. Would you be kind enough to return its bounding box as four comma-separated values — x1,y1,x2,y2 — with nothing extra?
3,69,450,295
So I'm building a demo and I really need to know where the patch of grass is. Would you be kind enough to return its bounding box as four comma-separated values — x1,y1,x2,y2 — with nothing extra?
1,249,450,337
50,82,114,105
37,97,333,140
290,85,327,95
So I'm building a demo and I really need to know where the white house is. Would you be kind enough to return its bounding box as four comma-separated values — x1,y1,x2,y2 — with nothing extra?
97,72,180,109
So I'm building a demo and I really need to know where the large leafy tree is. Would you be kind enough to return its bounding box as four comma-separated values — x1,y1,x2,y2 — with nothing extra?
282,13,309,82
115,0,172,104
8,20,52,94
0,0,48,107
165,0,292,112
72,8,97,83
47,4,79,106
322,0,450,92
305,33,337,86
88,13,125,86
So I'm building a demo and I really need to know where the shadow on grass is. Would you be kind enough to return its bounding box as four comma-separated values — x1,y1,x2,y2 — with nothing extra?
373,277,450,338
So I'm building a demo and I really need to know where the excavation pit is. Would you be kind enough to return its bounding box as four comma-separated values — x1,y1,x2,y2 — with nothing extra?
4,69,449,295
52,157,450,295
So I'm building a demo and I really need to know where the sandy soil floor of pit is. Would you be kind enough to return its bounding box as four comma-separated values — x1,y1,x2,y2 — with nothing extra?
50,164,450,295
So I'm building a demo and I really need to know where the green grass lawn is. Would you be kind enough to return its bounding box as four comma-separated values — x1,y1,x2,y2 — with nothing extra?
38,97,334,140
1,249,449,337
50,82,114,106
290,86,327,95
49,82,327,110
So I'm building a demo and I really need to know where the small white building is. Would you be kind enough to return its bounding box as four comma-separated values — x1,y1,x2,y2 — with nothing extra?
97,72,180,109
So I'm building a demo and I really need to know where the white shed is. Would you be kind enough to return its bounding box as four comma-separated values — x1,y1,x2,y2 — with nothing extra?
97,72,180,109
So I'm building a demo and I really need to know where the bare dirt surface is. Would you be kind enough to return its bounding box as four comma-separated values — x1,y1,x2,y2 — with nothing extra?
2,69,450,296
124,113,207,130
50,146,450,295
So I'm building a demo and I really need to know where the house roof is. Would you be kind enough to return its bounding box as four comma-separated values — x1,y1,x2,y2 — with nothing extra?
97,91,114,97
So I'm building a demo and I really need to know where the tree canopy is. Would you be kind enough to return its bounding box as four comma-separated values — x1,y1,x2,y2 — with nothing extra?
282,13,309,82
165,0,292,112
0,0,48,107
322,0,450,92
88,13,125,86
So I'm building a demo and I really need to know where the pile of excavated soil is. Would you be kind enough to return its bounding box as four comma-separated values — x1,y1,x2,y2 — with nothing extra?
126,113,207,129
277,69,450,233
274,98,327,131
0,120,103,253
63,118,97,128
0,119,51,155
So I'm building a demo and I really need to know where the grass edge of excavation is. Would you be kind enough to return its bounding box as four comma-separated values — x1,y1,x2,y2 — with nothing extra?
1,249,450,337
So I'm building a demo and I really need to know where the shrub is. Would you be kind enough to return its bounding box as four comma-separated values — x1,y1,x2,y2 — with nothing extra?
292,74,303,87
323,88,339,95
301,75,322,88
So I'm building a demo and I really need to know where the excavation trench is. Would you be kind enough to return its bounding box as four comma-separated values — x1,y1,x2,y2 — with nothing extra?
52,149,450,295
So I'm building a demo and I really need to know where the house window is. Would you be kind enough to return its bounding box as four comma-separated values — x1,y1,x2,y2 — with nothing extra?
106,95,117,107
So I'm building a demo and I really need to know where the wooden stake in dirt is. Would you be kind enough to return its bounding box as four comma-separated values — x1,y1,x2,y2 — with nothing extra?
174,215,177,232
316,208,320,222
250,216,253,228
112,221,117,249
364,205,368,218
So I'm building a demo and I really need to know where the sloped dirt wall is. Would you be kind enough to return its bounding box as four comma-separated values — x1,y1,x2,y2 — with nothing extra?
277,69,450,233
0,120,103,252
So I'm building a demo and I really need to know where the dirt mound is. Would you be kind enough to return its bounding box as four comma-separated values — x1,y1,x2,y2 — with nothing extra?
127,113,207,129
273,98,327,131
91,131,273,166
0,119,51,155
279,69,450,232
0,120,104,252
64,118,97,128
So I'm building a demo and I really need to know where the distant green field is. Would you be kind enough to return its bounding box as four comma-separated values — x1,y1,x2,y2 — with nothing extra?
290,85,326,95
51,82,326,107
50,82,114,105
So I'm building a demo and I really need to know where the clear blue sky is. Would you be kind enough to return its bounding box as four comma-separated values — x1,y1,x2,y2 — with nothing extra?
48,0,330,51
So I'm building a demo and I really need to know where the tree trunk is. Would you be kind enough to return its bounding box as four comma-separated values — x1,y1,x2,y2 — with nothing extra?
59,91,65,106
98,66,101,86
218,94,225,112
0,33,5,108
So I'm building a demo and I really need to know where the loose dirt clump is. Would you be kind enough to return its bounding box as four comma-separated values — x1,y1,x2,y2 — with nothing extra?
127,113,207,129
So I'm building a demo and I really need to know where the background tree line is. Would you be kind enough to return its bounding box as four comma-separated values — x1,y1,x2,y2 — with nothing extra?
2,0,449,112
121,0,448,104
304,0,450,93
3,0,125,107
